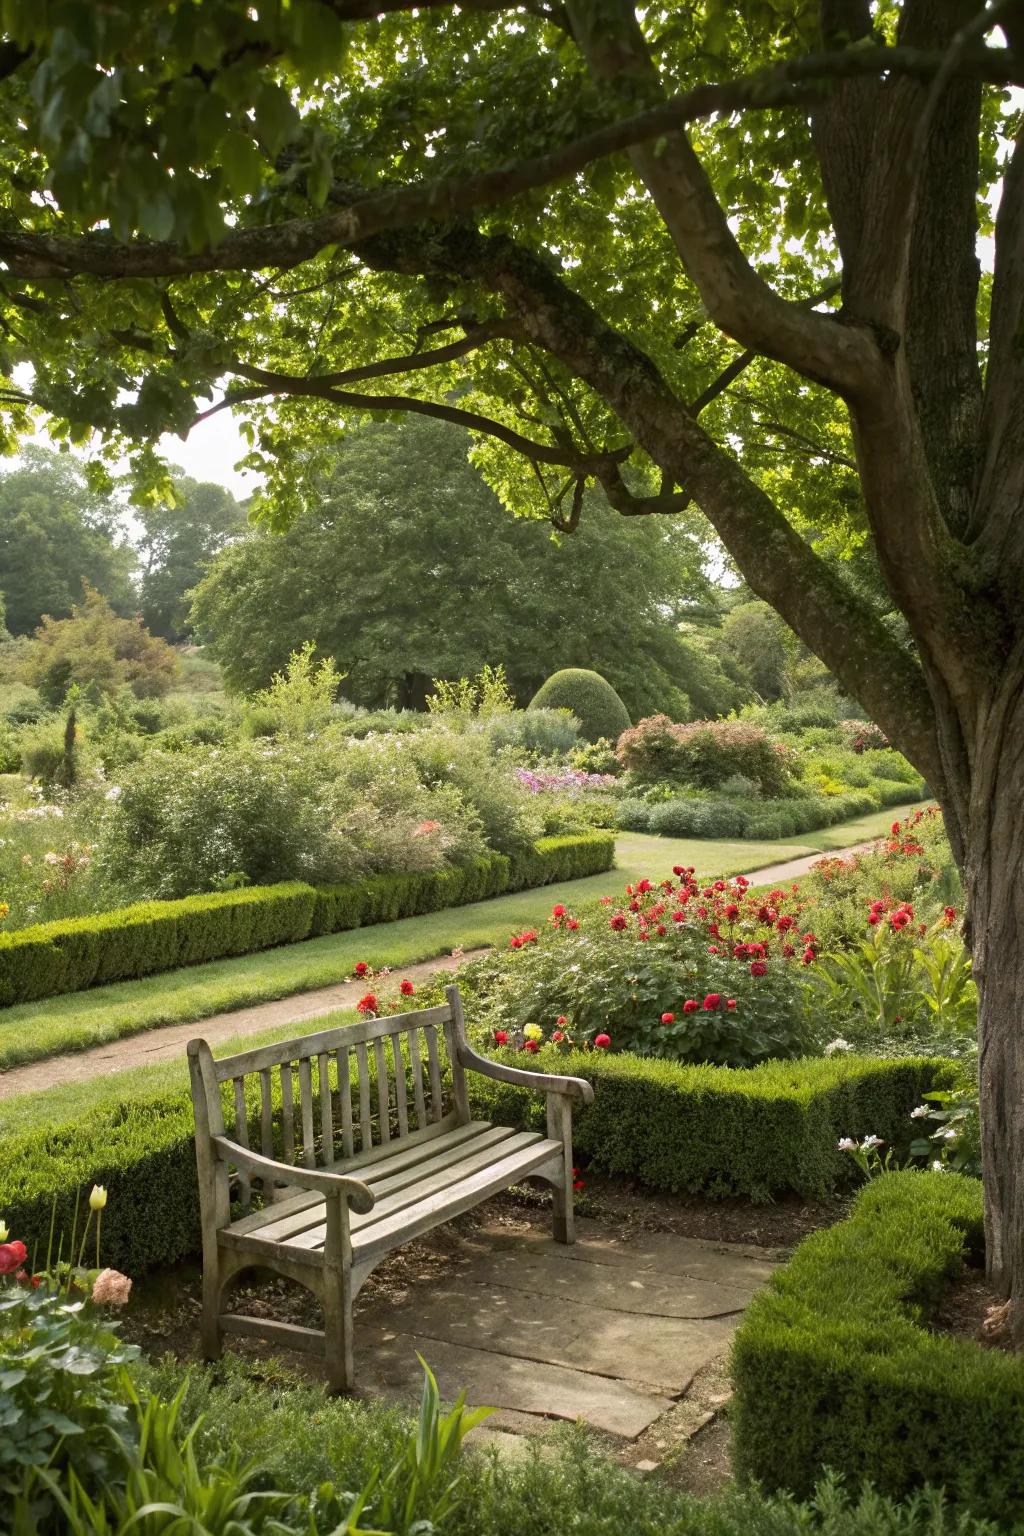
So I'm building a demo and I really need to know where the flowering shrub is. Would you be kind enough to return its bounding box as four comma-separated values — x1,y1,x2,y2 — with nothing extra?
616,715,794,796
513,766,616,795
457,870,811,1067
837,718,890,752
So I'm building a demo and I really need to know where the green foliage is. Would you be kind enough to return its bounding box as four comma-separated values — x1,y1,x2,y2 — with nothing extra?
0,833,613,1007
249,642,343,739
191,417,707,720
0,1285,140,1519
528,669,631,743
135,475,245,642
731,1171,1024,1525
23,588,179,707
485,708,580,761
0,450,136,636
427,663,517,720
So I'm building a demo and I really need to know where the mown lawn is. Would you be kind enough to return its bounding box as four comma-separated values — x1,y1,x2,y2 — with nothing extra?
0,806,928,1073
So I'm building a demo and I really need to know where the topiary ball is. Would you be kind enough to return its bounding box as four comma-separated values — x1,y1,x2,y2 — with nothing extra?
528,668,631,743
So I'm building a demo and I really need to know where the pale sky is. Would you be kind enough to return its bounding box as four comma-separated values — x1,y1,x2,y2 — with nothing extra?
158,410,263,499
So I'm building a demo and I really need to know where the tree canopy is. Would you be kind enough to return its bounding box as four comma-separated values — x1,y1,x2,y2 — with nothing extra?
136,474,245,642
190,413,711,717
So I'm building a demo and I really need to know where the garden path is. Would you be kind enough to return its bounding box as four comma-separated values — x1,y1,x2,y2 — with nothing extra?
0,839,870,1100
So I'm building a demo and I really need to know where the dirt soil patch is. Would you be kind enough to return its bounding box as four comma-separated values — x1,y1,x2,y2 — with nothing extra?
932,1261,1014,1351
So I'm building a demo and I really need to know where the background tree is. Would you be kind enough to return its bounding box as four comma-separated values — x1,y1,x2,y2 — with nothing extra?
136,475,245,641
191,414,711,718
0,3,1021,1327
23,587,179,706
0,448,135,634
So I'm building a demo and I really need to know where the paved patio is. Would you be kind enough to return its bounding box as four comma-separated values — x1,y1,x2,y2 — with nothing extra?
352,1217,778,1449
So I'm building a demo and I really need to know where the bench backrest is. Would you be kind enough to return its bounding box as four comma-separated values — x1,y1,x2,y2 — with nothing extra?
188,987,472,1210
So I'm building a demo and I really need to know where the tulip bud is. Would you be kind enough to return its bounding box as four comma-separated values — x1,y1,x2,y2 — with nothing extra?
0,1220,8,1243
89,1185,108,1211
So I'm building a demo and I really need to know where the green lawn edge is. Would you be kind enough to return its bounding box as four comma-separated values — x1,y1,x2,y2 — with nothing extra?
0,804,927,1074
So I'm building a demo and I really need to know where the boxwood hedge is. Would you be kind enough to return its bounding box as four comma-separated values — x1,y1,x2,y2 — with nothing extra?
0,832,614,1007
0,1050,946,1277
732,1171,1024,1526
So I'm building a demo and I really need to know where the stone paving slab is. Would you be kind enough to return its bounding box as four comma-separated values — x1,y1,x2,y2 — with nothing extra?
353,1224,777,1441
363,1278,739,1392
356,1330,676,1438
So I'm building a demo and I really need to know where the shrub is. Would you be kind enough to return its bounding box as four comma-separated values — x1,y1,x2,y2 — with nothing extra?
0,1047,944,1273
568,736,620,775
528,668,631,743
617,715,793,796
404,729,543,856
732,1171,1024,1526
23,587,179,706
484,707,580,759
838,716,890,750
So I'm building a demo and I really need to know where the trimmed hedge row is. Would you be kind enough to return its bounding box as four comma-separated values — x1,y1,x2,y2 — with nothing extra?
732,1171,1024,1526
0,1050,946,1277
0,832,614,1007
617,783,926,841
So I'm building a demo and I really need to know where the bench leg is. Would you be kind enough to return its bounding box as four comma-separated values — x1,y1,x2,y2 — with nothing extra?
201,1257,224,1362
323,1272,355,1392
547,1095,576,1245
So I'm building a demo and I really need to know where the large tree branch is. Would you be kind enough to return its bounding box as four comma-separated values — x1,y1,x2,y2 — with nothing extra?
0,44,1016,281
565,0,884,399
358,224,943,784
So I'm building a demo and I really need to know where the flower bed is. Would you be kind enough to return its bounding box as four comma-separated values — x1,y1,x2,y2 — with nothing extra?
0,832,614,1006
732,1170,1024,1526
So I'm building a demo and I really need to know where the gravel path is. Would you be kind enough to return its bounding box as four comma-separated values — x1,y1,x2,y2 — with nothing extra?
0,839,874,1099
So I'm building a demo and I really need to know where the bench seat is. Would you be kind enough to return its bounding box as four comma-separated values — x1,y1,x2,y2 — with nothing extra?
223,1120,563,1267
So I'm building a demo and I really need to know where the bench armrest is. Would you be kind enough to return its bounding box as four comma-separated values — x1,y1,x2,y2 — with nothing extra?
210,1135,376,1214
456,1042,595,1105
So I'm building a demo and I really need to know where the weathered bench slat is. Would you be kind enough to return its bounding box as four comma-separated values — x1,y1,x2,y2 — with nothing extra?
354,1042,372,1151
188,984,590,1393
298,1057,316,1169
318,1052,334,1166
392,1034,409,1137
373,1037,390,1146
408,1025,427,1128
234,1124,523,1248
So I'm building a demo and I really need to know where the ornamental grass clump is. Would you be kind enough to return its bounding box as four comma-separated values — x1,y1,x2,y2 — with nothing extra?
459,865,813,1067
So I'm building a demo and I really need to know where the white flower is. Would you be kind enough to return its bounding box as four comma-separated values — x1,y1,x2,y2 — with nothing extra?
837,1137,857,1151
910,1105,930,1119
931,1160,946,1173
0,1220,8,1242
105,785,122,801
824,1038,852,1056
943,1129,958,1142
860,1135,885,1151
42,851,59,865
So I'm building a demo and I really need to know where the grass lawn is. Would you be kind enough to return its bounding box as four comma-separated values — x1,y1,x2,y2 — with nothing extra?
0,805,929,1074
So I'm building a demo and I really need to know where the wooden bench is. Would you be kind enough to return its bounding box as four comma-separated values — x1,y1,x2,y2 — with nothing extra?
187,983,594,1390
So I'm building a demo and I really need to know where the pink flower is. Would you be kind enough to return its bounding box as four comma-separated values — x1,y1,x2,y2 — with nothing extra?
683,999,699,1014
661,1012,675,1024
726,998,737,1010
523,1039,540,1053
594,1033,611,1049
414,820,441,836
91,1268,132,1308
552,1030,565,1042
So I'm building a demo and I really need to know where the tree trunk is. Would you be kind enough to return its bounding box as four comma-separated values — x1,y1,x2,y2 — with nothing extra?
964,674,1024,1335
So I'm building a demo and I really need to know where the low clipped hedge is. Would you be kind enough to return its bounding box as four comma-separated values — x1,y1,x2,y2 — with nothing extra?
618,783,926,841
0,1051,946,1276
732,1171,1024,1525
0,832,614,1007
470,1051,948,1202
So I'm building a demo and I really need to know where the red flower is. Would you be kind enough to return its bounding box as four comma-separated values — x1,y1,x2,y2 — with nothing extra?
572,1166,585,1191
494,1030,509,1045
672,865,685,876
567,918,580,930
354,961,369,977
868,912,882,926
703,993,721,1011
776,915,794,932
890,910,911,930
523,1039,540,1053
726,998,737,1010
782,943,795,957
15,1270,42,1289
522,929,539,944
891,821,901,835
594,1033,612,1049
356,993,378,1014
0,1240,28,1275
637,879,652,894
629,899,640,913
552,1030,565,1042
557,1016,568,1026
944,906,957,924
750,961,768,977
609,914,627,931
802,948,815,965
399,979,414,996
683,999,699,1014
713,880,726,892
552,903,566,918
723,903,739,920
757,905,774,924
509,935,523,949
656,924,666,936
661,1012,676,1024
672,910,686,923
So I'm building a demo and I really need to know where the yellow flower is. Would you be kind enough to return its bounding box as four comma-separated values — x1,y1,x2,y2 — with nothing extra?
523,1023,543,1042
0,1219,8,1242
89,1185,108,1211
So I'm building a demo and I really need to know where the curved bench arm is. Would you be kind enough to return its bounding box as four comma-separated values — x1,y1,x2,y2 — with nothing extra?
454,1040,595,1105
210,1135,376,1214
